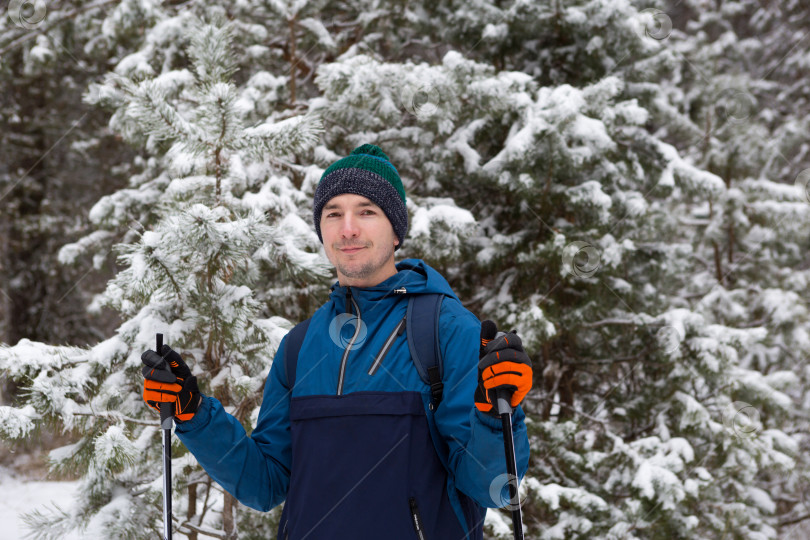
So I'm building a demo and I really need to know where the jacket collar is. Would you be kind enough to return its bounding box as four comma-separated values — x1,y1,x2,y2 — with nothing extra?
328,258,460,310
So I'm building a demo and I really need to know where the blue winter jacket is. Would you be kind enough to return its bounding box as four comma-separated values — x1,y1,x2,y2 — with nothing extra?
175,259,530,539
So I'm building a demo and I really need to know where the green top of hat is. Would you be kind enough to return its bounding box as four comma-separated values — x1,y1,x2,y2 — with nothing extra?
320,144,406,202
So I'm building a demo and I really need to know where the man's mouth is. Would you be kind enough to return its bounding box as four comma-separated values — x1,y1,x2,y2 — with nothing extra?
339,246,366,254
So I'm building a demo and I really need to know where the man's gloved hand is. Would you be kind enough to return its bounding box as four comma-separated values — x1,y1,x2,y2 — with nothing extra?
475,330,533,416
141,345,201,422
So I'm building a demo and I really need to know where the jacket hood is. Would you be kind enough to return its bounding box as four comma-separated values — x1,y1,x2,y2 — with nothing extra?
328,258,460,306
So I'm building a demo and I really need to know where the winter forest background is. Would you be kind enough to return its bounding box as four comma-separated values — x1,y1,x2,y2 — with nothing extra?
1,0,809,538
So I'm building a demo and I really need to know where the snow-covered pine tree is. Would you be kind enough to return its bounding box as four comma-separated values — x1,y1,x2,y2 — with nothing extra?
659,0,810,535
0,17,325,539
2,0,808,538
0,0,136,349
311,0,810,537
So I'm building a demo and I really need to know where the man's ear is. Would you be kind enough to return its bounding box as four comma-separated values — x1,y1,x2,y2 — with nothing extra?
394,237,400,247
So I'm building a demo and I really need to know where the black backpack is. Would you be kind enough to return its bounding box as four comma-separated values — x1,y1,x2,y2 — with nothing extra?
284,293,446,407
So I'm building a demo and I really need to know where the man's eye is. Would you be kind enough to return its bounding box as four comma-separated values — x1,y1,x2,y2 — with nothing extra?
326,212,340,218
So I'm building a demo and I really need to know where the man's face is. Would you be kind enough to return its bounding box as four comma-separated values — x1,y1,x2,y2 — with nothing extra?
320,193,400,287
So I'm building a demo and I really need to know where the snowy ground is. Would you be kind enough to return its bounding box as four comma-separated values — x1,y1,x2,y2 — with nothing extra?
0,466,81,540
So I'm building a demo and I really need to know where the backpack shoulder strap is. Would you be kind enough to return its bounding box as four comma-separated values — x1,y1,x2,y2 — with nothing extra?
406,294,444,407
284,317,311,389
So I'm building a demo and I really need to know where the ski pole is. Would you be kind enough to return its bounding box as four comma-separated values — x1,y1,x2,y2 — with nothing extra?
157,333,173,540
143,333,173,540
481,320,524,540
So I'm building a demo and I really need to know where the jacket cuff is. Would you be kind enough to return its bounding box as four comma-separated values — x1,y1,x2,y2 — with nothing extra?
174,394,213,432
473,406,523,431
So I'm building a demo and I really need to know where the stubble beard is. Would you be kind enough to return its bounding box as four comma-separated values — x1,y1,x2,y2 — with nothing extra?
334,240,396,281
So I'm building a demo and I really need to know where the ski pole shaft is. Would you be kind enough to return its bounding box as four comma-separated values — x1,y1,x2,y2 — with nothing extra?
157,333,173,540
495,389,523,540
481,320,523,540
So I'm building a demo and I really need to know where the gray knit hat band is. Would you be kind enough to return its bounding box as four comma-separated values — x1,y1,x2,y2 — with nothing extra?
313,167,408,249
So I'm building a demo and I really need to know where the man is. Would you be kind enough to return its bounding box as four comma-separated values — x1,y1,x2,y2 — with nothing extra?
142,144,532,539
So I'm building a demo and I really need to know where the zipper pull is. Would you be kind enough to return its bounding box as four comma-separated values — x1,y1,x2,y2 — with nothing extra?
409,498,426,540
346,286,353,314
394,287,407,294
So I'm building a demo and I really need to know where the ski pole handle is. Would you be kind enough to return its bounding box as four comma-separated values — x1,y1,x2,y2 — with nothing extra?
481,321,513,414
494,387,514,416
155,334,175,429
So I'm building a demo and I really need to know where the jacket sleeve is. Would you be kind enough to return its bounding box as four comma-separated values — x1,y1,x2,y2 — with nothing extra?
434,304,530,508
173,336,293,511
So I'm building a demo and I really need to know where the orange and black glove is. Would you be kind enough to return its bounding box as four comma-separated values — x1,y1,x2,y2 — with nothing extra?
141,345,200,422
475,326,533,416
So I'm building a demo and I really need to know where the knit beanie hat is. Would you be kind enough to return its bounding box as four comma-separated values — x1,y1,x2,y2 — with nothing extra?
313,144,408,250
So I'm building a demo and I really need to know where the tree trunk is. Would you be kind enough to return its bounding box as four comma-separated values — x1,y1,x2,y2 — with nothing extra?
186,484,198,540
223,492,237,539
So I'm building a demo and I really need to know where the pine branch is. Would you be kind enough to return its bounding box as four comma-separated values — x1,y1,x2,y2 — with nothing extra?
581,318,648,328
178,520,228,539
0,0,119,57
153,254,183,297
565,353,647,366
71,409,159,427
779,513,810,527
547,399,608,426
20,502,79,540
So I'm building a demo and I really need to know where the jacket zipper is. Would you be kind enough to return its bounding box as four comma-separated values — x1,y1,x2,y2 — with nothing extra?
409,497,427,540
367,316,406,376
336,286,362,395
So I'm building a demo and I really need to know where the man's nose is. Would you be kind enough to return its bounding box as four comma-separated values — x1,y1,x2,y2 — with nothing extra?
340,213,360,237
